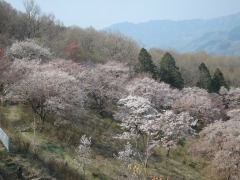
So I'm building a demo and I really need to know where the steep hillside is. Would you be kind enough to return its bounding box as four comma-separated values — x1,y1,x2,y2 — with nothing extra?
0,104,210,180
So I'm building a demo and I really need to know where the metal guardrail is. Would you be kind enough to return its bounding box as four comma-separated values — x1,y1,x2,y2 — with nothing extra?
0,128,9,151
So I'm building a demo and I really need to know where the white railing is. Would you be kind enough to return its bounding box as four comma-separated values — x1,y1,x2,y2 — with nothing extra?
0,128,9,151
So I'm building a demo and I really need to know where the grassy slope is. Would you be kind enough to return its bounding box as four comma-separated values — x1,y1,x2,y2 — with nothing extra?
0,104,216,179
0,106,55,179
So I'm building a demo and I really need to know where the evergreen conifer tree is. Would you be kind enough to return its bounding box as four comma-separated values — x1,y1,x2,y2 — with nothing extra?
135,48,157,79
196,62,212,92
211,68,228,93
159,52,184,89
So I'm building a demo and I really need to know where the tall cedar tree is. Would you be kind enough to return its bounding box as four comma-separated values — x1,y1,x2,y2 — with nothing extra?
211,68,228,93
159,52,184,89
135,48,157,79
196,62,212,92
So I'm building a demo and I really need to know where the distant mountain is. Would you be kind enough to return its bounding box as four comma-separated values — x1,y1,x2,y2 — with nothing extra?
105,13,240,56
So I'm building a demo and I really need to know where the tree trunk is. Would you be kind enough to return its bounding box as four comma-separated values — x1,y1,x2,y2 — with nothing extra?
39,115,45,132
167,147,170,157
227,175,230,180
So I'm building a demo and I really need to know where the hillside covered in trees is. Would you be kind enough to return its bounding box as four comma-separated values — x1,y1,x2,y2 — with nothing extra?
0,0,240,180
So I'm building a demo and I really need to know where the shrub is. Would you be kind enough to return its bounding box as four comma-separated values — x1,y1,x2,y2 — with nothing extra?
7,39,52,62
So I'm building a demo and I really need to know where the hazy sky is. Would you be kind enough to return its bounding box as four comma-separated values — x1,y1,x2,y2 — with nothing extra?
4,0,240,29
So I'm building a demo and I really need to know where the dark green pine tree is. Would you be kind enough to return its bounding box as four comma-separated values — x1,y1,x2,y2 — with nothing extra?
135,48,157,79
196,62,212,92
211,68,228,93
159,52,184,89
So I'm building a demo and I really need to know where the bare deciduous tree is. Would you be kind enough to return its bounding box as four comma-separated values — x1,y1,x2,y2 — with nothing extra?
23,0,41,38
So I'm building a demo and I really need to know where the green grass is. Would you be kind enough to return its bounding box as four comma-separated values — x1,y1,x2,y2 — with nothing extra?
0,140,54,179
0,104,217,179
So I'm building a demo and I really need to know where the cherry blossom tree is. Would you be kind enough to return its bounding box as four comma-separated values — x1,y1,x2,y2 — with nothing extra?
115,142,138,179
5,58,83,90
0,56,12,95
3,59,41,101
156,110,197,156
76,61,130,115
44,59,86,119
226,109,240,120
220,86,240,110
7,39,52,62
126,77,180,110
48,58,84,76
212,137,240,180
115,95,195,178
12,64,73,122
172,87,225,125
6,59,40,82
116,142,133,165
115,95,160,178
47,78,85,120
75,135,91,178
8,59,85,126
190,120,240,180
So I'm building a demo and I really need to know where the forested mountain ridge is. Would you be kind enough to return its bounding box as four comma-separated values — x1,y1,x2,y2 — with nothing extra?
106,13,240,55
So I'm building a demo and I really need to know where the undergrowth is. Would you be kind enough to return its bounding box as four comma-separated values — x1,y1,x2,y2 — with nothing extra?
0,103,217,179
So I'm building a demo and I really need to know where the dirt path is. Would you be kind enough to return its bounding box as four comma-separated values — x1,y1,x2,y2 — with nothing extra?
0,105,56,179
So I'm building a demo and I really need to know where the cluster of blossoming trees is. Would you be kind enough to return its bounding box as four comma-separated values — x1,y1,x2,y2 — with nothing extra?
1,40,240,179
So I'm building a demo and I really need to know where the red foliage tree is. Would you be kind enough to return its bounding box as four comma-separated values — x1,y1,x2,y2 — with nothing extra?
65,42,86,62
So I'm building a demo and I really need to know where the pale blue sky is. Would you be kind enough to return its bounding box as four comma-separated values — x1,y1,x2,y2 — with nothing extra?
4,0,240,29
